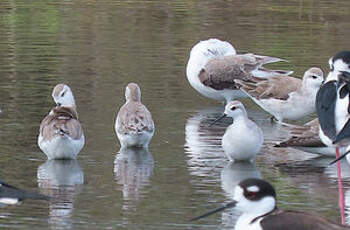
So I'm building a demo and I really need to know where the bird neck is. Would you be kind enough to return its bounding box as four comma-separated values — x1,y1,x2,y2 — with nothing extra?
233,113,248,123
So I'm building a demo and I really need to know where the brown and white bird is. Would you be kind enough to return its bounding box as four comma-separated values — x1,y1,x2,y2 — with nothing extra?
275,118,347,157
186,38,292,103
115,83,154,148
236,67,324,122
38,84,85,160
191,178,350,230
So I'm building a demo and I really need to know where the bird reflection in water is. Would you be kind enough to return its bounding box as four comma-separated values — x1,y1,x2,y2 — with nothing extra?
37,160,84,230
114,147,154,210
185,107,227,177
220,161,262,227
277,157,350,225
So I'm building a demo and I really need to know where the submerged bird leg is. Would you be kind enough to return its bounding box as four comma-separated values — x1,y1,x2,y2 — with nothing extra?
335,146,345,225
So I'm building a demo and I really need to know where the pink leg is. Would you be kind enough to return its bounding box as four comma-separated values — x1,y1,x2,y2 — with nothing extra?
336,146,345,225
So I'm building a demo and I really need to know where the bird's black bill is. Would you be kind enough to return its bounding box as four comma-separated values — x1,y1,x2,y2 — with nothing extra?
189,201,237,222
329,150,350,165
209,114,227,127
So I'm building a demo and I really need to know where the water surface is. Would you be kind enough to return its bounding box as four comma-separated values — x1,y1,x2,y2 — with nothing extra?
0,0,350,229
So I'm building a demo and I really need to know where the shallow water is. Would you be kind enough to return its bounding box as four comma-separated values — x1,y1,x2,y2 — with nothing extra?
0,0,350,229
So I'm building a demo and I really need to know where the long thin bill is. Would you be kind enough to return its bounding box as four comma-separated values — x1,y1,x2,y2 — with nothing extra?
190,201,237,222
329,150,350,165
208,114,227,127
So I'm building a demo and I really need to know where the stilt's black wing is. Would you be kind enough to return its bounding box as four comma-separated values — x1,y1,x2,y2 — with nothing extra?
334,83,350,144
316,81,337,142
0,180,49,202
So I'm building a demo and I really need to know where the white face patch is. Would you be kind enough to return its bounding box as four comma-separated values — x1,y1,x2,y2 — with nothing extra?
247,185,259,193
334,59,350,72
234,186,244,201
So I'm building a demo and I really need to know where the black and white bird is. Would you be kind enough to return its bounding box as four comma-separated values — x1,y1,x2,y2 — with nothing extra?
190,178,350,230
316,51,350,162
0,180,49,206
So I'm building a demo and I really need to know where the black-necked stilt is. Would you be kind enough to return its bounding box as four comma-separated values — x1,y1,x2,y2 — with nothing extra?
186,38,292,103
190,178,350,229
0,180,49,205
316,51,350,149
316,51,350,225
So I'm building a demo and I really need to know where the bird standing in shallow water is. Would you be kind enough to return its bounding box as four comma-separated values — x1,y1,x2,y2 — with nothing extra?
211,101,263,162
316,51,350,225
275,118,347,157
186,38,292,103
115,83,154,148
191,178,350,230
236,67,324,122
38,84,85,160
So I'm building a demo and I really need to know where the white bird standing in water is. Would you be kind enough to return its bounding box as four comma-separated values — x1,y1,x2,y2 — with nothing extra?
211,101,263,161
236,67,324,122
38,84,85,160
115,83,155,148
186,38,292,103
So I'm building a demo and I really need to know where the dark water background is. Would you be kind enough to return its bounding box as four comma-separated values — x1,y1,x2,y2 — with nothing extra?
0,0,350,229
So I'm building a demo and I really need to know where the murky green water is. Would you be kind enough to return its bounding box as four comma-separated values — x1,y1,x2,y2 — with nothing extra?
0,0,350,229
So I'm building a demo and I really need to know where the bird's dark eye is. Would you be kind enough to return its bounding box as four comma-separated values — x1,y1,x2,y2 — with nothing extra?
230,106,236,111
312,75,317,79
244,191,257,199
330,65,334,71
61,92,65,97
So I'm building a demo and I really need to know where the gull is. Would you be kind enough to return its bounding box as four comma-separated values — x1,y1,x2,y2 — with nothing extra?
115,83,154,148
0,179,49,205
38,84,85,160
186,38,292,103
210,101,263,161
236,67,324,122
190,178,350,230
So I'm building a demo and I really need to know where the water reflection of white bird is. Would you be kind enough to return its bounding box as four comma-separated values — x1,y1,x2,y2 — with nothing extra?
221,161,262,198
37,160,84,230
220,161,262,228
114,147,154,202
185,107,227,178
